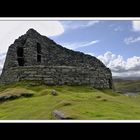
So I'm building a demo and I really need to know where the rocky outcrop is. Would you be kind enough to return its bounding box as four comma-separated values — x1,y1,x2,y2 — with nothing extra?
51,90,58,96
52,110,73,120
0,93,33,103
0,28,113,89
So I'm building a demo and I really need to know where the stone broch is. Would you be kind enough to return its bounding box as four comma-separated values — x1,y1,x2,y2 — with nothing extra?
0,28,113,89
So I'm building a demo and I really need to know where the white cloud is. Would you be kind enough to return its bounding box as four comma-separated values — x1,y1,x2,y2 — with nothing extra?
0,53,6,74
97,51,140,77
126,56,140,71
124,36,140,44
61,21,99,30
132,21,140,32
109,24,123,32
59,40,100,50
112,71,140,77
79,40,100,47
86,21,100,27
98,51,116,66
123,21,140,45
114,26,123,32
0,21,64,54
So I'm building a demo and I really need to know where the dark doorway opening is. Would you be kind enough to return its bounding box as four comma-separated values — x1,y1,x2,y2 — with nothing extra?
18,58,24,66
37,43,41,63
37,54,41,62
17,47,24,66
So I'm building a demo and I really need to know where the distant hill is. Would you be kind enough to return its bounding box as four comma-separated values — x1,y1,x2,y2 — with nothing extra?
113,76,140,81
113,77,140,93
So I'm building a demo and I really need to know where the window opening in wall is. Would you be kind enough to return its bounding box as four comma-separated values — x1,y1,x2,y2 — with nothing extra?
17,47,24,66
37,43,41,53
17,47,23,57
37,43,41,63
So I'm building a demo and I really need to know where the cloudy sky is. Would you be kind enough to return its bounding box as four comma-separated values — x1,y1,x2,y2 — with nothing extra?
0,19,140,77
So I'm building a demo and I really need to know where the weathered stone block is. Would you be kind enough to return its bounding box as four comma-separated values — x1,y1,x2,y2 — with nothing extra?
52,110,72,119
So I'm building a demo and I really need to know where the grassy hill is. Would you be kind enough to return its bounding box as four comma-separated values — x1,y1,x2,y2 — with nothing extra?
114,79,140,93
0,81,140,120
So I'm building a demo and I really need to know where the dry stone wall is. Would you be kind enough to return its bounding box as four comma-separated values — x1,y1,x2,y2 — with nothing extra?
0,29,113,89
0,66,112,89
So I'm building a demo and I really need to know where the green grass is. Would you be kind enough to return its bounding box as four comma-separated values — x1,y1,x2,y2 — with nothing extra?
0,81,140,120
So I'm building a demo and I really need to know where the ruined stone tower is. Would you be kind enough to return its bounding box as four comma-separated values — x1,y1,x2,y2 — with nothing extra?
0,28,113,88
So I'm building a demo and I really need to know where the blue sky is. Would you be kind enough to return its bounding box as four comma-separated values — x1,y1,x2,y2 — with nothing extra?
0,19,140,77
52,20,139,59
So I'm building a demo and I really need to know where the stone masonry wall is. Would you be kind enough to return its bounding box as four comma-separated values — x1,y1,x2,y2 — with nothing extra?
2,29,106,72
0,29,113,89
0,66,112,89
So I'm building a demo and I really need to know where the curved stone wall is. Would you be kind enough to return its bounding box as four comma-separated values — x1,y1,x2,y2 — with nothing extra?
0,66,112,89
